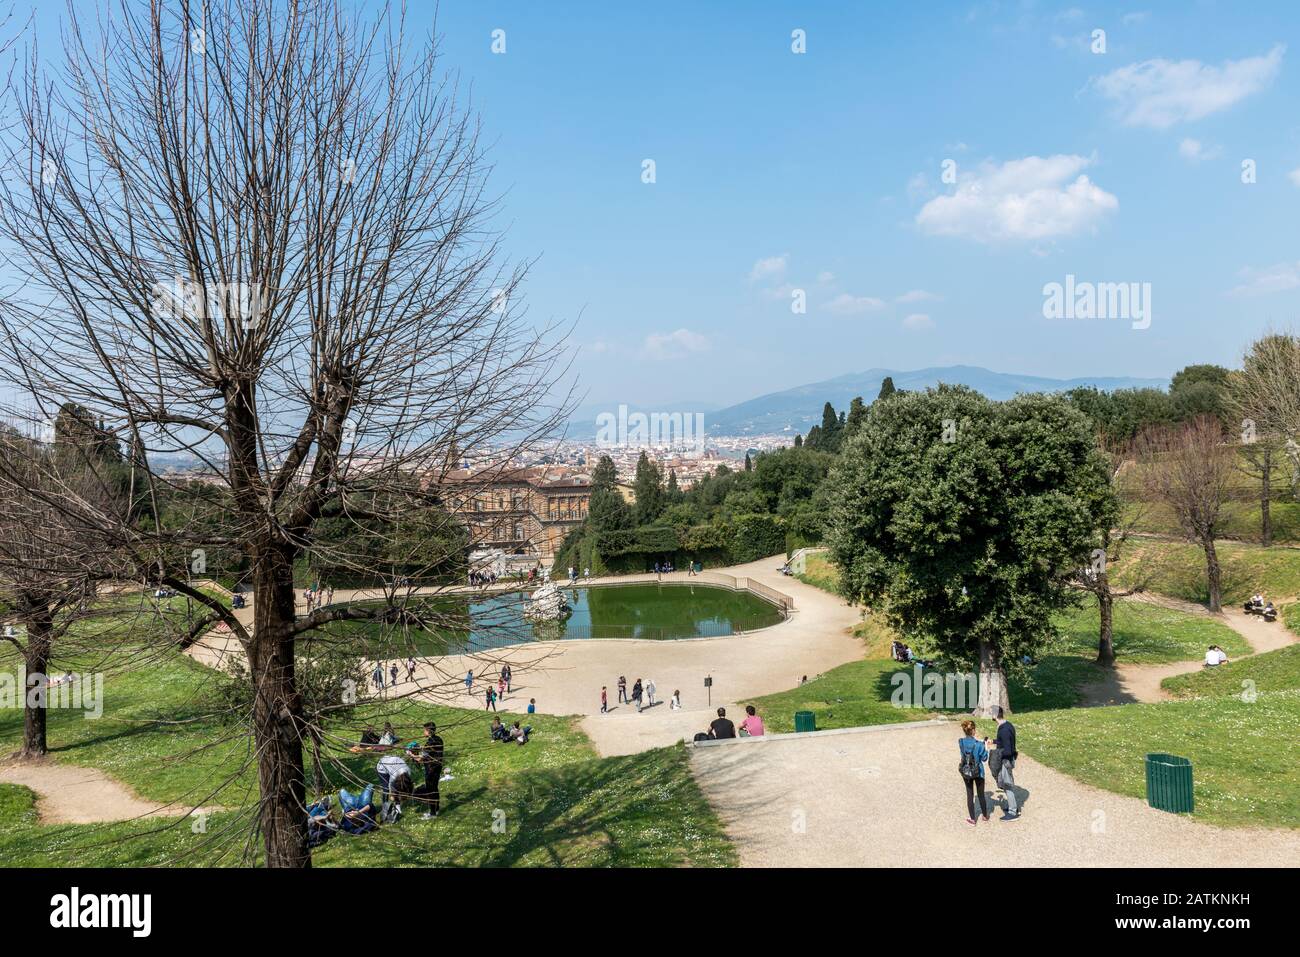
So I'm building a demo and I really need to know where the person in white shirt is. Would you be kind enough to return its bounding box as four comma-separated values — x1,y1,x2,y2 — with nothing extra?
1204,645,1228,667
669,689,682,710
645,678,656,706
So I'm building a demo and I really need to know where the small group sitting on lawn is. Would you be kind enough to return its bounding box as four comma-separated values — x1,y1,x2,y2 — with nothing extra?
891,640,934,667
307,727,444,847
1204,644,1230,668
489,716,532,745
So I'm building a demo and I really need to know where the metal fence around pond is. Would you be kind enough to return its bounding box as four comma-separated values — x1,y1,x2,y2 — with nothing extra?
535,616,788,641
695,572,795,613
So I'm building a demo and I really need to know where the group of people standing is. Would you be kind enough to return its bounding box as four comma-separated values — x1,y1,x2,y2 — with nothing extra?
303,583,334,614
371,658,418,691
603,674,677,713
957,709,1021,825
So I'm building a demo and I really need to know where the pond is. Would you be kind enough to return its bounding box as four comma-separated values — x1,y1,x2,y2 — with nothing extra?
321,582,786,656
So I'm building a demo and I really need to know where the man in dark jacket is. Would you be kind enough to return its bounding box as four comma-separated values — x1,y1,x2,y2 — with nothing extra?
411,722,444,819
993,707,1019,820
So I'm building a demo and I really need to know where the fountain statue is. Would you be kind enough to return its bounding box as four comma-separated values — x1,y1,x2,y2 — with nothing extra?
522,580,570,622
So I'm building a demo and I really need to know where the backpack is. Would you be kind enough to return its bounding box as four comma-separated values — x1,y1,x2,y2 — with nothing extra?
958,742,981,781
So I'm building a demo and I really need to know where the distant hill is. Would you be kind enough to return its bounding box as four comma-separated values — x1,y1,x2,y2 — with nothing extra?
702,365,1170,435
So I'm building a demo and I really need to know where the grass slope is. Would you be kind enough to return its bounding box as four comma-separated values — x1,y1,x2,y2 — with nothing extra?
0,612,734,866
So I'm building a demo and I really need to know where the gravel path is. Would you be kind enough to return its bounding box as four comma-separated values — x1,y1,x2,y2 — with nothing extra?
690,722,1300,867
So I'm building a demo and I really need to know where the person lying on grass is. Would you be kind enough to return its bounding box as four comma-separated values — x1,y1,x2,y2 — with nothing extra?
338,786,378,835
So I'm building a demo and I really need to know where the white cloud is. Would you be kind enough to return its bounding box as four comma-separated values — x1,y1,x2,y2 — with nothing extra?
1091,45,1284,129
823,293,886,316
1289,167,1300,188
1229,261,1300,297
1122,12,1150,27
895,289,941,303
641,328,710,359
748,254,788,282
915,154,1118,243
817,271,835,284
902,313,934,331
1177,138,1221,162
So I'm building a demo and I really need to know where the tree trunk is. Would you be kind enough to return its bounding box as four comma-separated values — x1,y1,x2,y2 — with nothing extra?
1096,588,1115,666
17,607,54,759
1202,537,1222,612
247,544,311,868
310,729,327,798
973,639,1010,717
1260,448,1272,547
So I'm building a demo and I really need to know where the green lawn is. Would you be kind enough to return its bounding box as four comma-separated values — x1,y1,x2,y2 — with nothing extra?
1162,642,1300,699
0,742,735,868
1052,599,1249,663
0,605,735,866
1009,690,1300,829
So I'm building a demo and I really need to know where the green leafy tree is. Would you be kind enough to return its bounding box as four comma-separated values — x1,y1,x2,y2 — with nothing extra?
877,377,896,401
825,386,1114,715
632,451,666,525
845,396,868,437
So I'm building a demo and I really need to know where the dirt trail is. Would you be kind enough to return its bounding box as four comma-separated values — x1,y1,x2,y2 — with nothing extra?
0,758,205,825
1078,593,1299,706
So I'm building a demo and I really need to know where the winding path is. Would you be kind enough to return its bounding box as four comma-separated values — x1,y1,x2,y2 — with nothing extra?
1077,592,1300,706
0,758,205,825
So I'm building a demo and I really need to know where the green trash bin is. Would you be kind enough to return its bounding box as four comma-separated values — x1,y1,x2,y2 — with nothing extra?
794,711,816,733
1145,753,1194,813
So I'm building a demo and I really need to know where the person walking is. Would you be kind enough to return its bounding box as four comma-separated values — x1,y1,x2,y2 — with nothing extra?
958,719,991,825
502,664,512,694
669,689,682,710
464,670,474,693
390,663,399,687
498,672,507,702
406,657,417,682
600,686,608,713
632,678,644,713
372,663,384,691
645,678,656,707
993,707,1020,820
485,686,497,711
617,675,628,704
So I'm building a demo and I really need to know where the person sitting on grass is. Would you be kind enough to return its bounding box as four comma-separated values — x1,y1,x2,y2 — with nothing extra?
490,716,511,742
508,721,532,745
338,786,378,834
358,725,380,748
1204,644,1229,667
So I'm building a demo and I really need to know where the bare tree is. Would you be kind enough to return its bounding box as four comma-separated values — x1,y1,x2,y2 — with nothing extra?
1228,333,1300,531
0,0,570,866
1065,443,1159,665
1132,417,1235,612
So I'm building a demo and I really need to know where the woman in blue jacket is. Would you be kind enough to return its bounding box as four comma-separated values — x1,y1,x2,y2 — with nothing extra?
958,719,991,825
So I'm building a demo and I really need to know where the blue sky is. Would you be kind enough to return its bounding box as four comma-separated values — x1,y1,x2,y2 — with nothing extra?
27,1,1300,409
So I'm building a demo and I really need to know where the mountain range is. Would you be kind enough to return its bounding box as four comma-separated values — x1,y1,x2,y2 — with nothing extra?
569,366,1170,438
